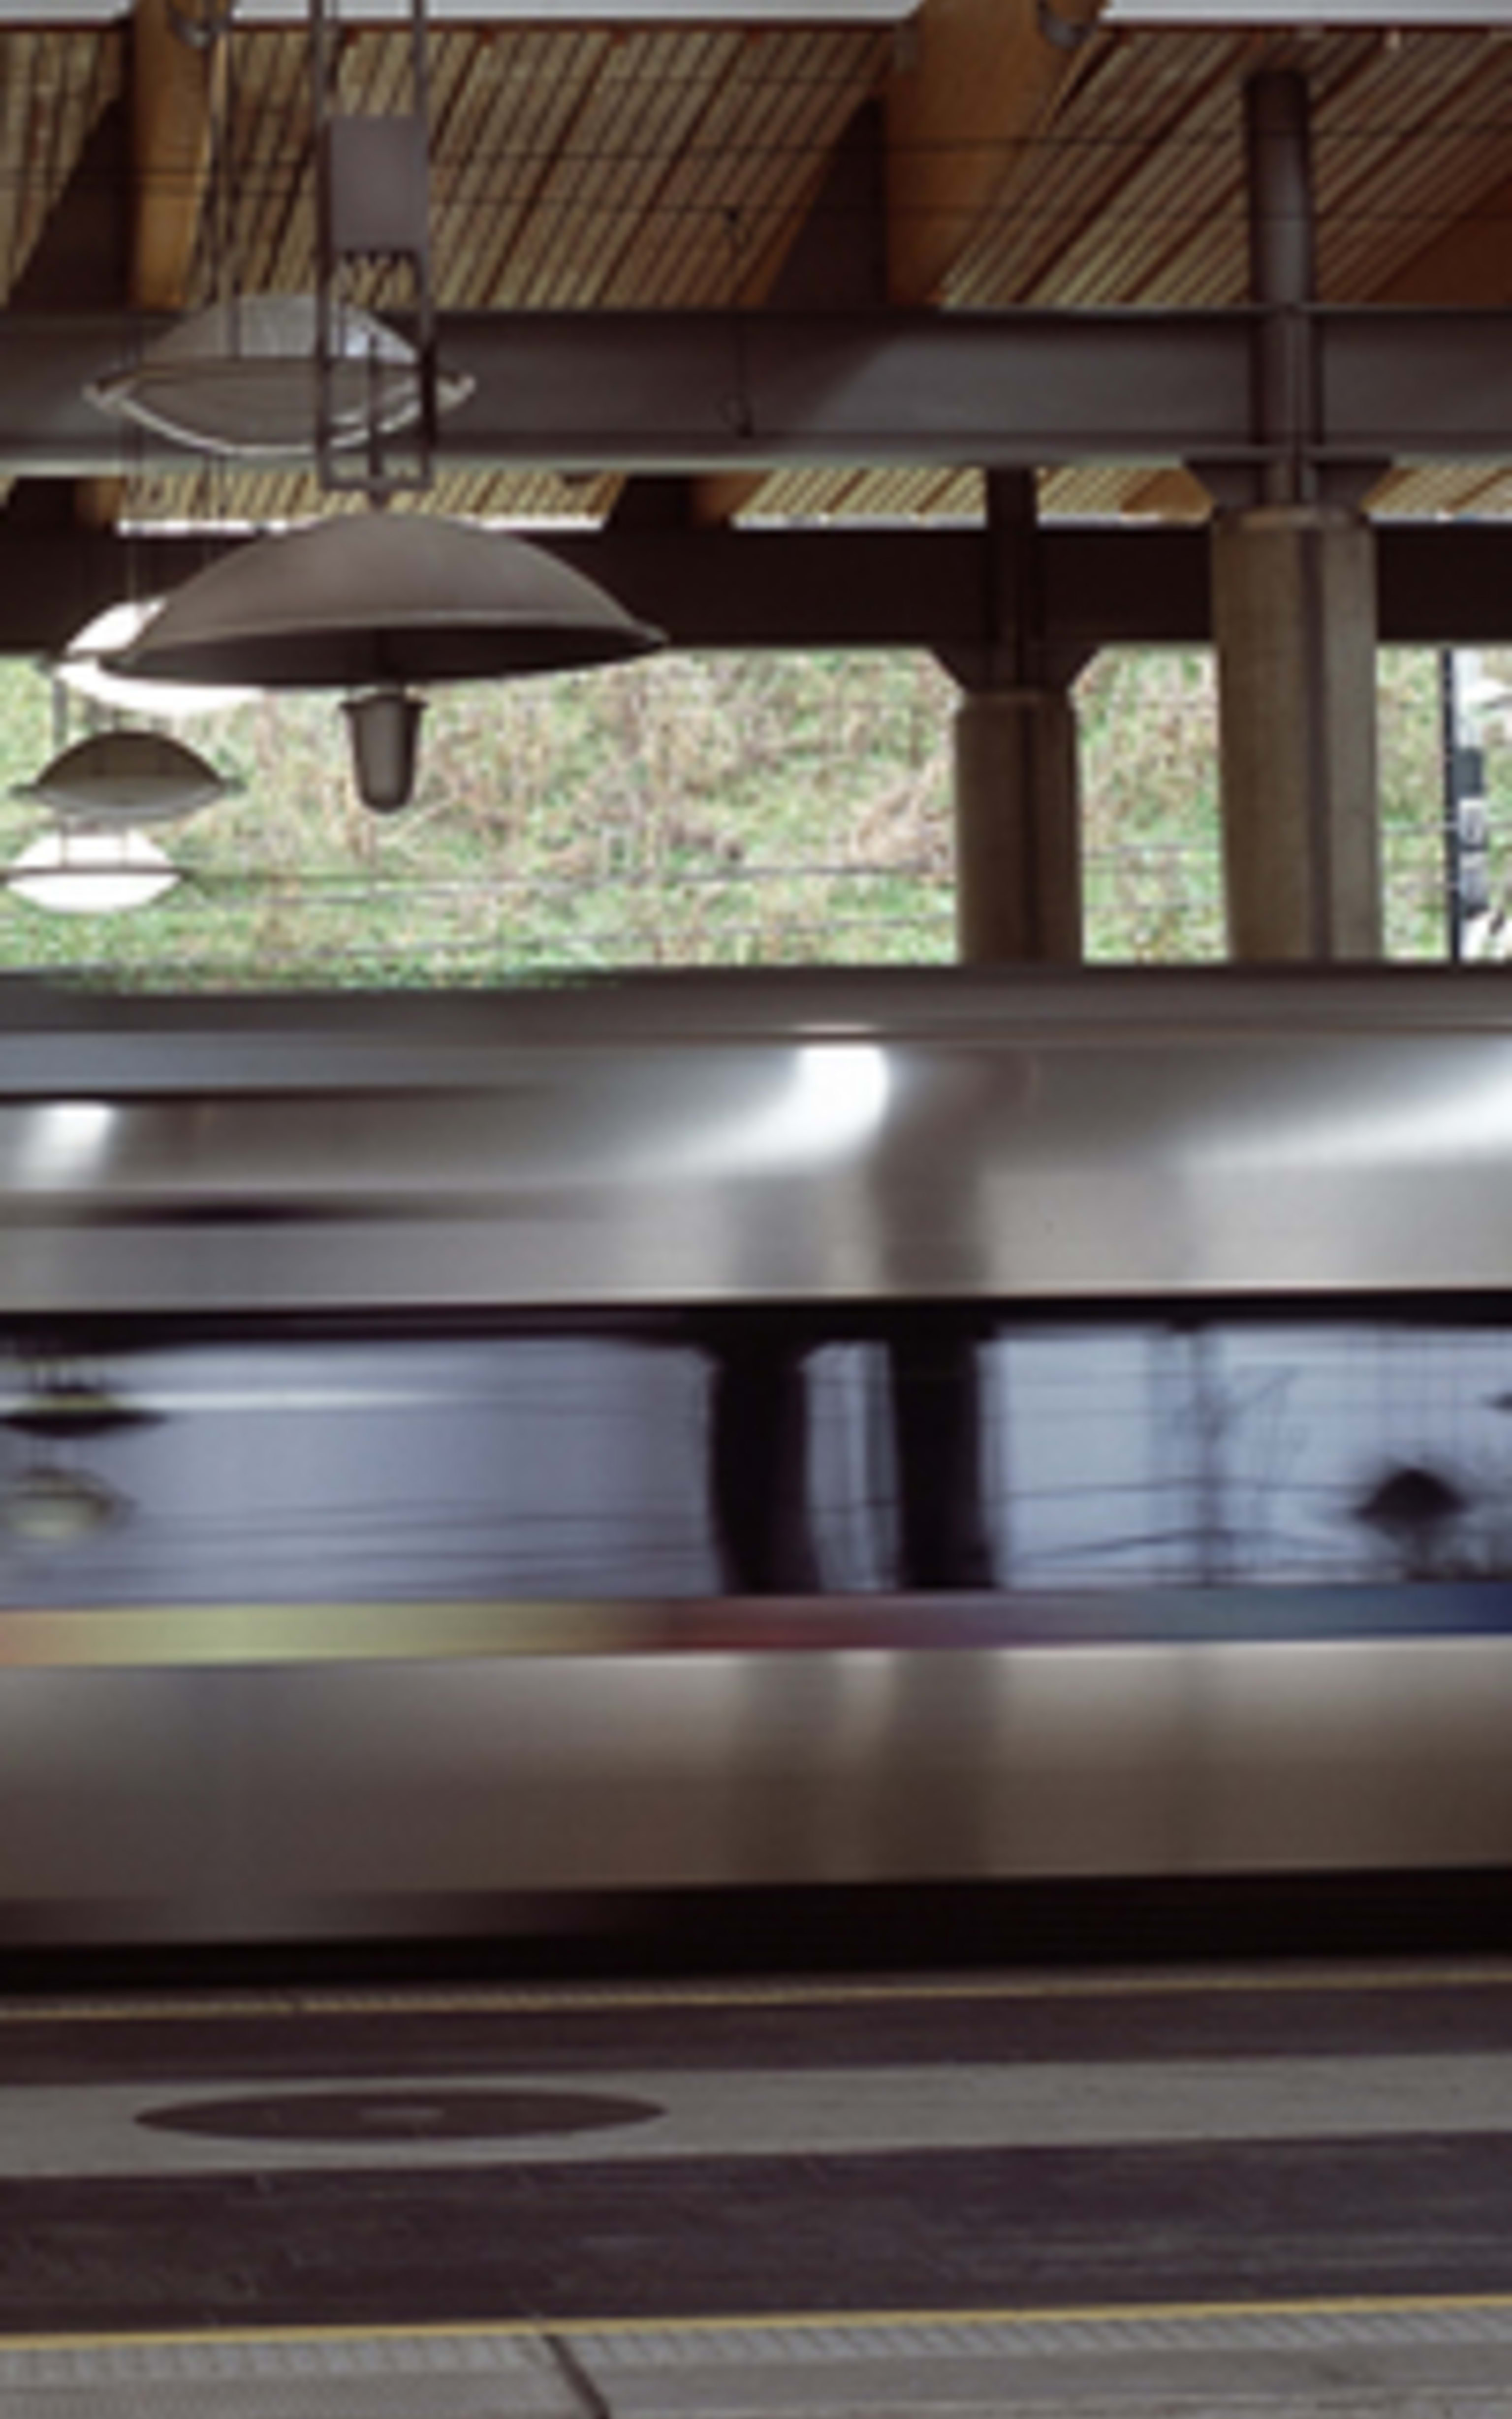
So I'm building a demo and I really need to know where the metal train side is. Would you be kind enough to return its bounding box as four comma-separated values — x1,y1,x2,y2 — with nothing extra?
4,965,1512,1950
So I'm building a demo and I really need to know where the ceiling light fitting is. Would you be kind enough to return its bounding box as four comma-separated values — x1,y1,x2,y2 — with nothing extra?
313,0,438,495
342,690,424,814
14,729,232,827
87,296,472,460
114,513,664,810
7,829,181,916
56,597,259,720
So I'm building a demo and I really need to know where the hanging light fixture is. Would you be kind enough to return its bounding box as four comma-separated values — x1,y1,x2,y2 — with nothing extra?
8,728,218,913
56,597,259,720
112,513,663,810
92,0,661,814
341,690,424,815
6,828,181,916
14,728,232,827
86,295,473,459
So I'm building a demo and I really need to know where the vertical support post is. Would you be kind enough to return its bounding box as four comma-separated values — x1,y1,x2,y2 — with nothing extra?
1246,65,1317,509
945,470,1085,965
312,0,436,496
953,686,1081,964
1441,648,1492,961
1210,66,1382,962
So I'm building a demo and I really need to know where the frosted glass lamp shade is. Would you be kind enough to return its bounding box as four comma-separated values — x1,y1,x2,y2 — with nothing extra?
86,296,474,458
8,828,180,914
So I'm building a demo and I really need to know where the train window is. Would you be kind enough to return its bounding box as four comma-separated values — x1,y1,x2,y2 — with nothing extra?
982,1318,1512,1591
805,1341,898,1593
0,1335,723,1609
1188,1321,1512,1585
3,1311,1512,1620
984,1327,1176,1589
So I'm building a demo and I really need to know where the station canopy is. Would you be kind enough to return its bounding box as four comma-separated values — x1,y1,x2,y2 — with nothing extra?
0,0,1505,544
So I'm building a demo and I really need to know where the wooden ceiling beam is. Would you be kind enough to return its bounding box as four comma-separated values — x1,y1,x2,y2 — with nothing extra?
79,0,217,530
132,0,218,314
1372,171,1512,311
884,0,1108,309
688,3,1112,531
1365,170,1512,515
686,97,891,531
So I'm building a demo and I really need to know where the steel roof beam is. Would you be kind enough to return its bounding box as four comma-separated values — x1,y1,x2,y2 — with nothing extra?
3,305,1512,475
2,520,1512,655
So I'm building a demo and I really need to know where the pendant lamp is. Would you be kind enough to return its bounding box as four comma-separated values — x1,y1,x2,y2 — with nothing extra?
14,729,232,827
7,828,181,915
113,513,664,809
57,597,258,721
86,296,473,458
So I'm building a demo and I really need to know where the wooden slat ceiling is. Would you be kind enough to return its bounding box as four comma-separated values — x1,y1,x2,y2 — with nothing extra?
763,20,1512,526
196,19,890,312
124,15,892,524
0,26,121,296
0,26,121,513
0,13,1504,530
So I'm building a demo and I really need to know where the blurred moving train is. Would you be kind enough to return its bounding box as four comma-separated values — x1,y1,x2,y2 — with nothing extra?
5,964,1512,1953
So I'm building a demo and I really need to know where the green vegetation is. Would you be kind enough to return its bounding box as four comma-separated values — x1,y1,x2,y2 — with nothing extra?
1080,646,1459,965
0,642,1484,986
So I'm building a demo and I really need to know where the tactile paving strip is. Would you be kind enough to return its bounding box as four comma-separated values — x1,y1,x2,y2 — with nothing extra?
10,2303,1512,2415
0,2332,580,2418
572,2302,1512,2363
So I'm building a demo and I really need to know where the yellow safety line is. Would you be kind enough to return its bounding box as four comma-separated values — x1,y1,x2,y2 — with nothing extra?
0,1599,627,1670
7,1962,1512,2024
9,2290,1512,2355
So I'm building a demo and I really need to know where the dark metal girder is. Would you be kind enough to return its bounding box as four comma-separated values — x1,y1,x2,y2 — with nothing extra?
6,521,1512,659
6,306,1512,475
555,524,1512,651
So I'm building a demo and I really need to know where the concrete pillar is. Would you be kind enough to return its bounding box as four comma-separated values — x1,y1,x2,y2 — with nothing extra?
953,683,1081,964
1209,66,1382,963
1213,502,1381,961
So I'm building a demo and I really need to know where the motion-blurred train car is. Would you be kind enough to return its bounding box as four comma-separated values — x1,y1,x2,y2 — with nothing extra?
3,966,1512,1952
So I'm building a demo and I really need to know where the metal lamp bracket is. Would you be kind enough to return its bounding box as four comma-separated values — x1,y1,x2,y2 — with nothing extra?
312,0,437,495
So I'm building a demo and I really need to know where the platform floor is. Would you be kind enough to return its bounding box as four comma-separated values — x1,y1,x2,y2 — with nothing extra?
10,1959,1512,2413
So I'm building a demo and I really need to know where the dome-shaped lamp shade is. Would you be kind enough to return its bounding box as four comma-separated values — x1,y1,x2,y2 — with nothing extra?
112,515,664,691
85,296,474,458
57,597,259,721
13,730,230,828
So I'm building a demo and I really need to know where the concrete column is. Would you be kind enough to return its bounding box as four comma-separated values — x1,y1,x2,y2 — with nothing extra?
1213,502,1381,961
953,683,1081,964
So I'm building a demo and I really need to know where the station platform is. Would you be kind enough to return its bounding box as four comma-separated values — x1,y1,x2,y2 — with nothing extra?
7,1958,1512,2414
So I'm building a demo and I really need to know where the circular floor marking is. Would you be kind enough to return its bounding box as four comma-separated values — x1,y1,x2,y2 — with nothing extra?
136,2086,663,2143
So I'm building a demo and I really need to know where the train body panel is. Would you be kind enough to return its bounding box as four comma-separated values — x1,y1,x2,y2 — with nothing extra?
0,965,1510,1314
3,966,1512,1949
6,1640,1512,1946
